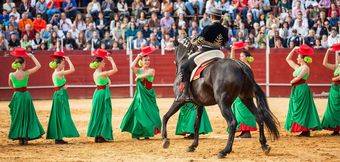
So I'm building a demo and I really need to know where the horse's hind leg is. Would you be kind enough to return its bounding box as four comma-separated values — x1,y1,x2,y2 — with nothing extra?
217,93,237,158
186,105,203,152
240,97,270,155
162,101,184,149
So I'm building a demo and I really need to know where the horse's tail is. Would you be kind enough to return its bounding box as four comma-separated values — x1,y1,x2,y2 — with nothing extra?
237,61,280,140
253,83,280,140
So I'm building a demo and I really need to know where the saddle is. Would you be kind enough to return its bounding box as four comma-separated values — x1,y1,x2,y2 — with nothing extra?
190,50,225,81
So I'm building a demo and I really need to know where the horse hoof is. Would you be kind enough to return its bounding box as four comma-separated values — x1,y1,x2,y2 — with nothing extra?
217,153,226,159
262,146,271,155
162,139,170,149
186,146,196,152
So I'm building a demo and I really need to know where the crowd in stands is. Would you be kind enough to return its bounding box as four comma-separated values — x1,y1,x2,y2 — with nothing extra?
0,0,339,52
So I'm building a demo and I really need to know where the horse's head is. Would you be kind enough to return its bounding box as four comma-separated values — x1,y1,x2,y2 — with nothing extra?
173,37,198,73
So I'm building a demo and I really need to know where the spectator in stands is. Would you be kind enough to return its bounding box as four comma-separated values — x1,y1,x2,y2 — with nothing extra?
85,23,98,42
146,0,161,13
117,0,129,17
47,0,61,20
173,0,186,17
329,11,339,27
279,22,290,48
148,33,160,49
321,34,329,48
31,32,43,50
73,13,86,31
136,11,148,29
62,0,78,20
142,24,152,40
255,31,266,49
161,0,173,15
48,31,58,51
199,13,211,29
314,38,323,49
22,24,35,40
76,31,86,49
4,24,19,40
205,0,218,14
124,23,139,41
112,22,125,41
102,31,113,49
35,0,48,17
70,25,79,39
19,0,33,18
328,28,340,47
177,13,187,29
288,29,302,47
64,31,78,50
131,0,144,17
292,1,306,19
9,8,20,24
185,0,204,15
87,30,101,49
101,0,115,19
8,33,20,50
188,21,200,37
318,0,331,13
161,34,175,51
0,10,9,24
148,12,160,29
133,31,147,50
60,12,72,35
304,29,316,47
177,29,187,43
33,14,46,32
160,12,175,32
20,34,32,49
0,34,9,51
112,41,120,50
40,24,51,41
95,12,108,37
18,12,33,33
169,23,179,38
87,0,101,19
328,3,338,17
3,0,15,13
319,20,330,36
49,13,60,26
53,25,65,39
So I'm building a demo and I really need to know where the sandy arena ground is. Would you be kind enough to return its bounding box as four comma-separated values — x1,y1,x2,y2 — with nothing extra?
0,98,339,161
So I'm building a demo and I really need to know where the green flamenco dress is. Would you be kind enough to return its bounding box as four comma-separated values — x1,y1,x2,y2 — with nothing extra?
87,76,113,141
46,76,79,140
8,72,45,140
120,70,162,138
231,97,257,132
321,65,340,131
175,103,212,135
285,67,321,132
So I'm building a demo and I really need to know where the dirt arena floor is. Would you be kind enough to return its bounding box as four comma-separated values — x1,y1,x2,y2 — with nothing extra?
0,98,339,161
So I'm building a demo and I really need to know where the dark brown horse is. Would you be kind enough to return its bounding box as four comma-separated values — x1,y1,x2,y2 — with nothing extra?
161,41,280,158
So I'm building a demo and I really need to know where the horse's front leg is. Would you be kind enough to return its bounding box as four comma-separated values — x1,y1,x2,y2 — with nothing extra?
162,101,184,149
217,94,237,158
187,105,203,152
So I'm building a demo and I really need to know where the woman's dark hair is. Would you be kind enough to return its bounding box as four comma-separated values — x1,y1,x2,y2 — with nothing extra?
55,57,64,64
15,57,25,64
93,57,103,62
242,50,252,57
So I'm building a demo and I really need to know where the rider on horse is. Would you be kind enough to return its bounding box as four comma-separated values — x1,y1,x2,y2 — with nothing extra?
176,7,229,102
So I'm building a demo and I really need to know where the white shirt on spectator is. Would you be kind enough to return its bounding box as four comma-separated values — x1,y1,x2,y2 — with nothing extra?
9,12,20,23
328,35,340,47
60,18,72,32
205,0,217,13
133,38,147,50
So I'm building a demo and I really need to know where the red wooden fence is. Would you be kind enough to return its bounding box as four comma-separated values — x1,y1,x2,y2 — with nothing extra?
0,49,335,100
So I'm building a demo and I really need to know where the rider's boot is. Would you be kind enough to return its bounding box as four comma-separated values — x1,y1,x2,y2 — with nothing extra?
175,81,191,102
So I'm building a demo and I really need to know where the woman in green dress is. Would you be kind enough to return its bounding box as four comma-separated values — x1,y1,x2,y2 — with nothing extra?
175,102,212,139
46,51,79,144
229,42,257,138
321,44,340,136
87,49,118,143
285,44,321,137
120,46,162,140
8,47,45,145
